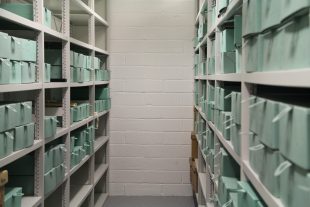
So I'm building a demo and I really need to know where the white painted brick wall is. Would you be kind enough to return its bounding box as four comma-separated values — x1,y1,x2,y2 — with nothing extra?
109,0,194,196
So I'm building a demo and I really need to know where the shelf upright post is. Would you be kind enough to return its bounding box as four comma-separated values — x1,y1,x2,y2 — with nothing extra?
89,2,96,206
105,0,111,196
33,0,45,205
62,0,71,206
89,0,95,11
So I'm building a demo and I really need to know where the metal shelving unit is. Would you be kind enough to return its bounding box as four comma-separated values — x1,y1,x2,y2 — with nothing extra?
193,0,308,207
0,0,110,206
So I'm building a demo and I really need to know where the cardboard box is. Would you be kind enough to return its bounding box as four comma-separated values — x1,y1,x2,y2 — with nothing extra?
189,158,198,193
191,132,198,158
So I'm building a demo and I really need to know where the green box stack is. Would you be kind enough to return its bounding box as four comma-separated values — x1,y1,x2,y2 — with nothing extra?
70,126,95,168
0,101,33,159
216,176,266,207
44,116,57,138
71,103,90,123
14,123,34,151
276,156,310,207
244,2,310,73
94,57,110,81
95,87,111,111
44,144,66,195
0,31,37,85
70,51,94,83
220,15,242,74
249,95,310,202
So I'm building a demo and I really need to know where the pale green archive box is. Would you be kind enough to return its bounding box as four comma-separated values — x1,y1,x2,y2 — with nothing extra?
249,133,264,175
44,63,51,82
218,176,239,206
96,88,110,100
0,32,10,59
21,62,36,83
0,59,12,84
237,182,265,207
94,57,101,69
220,148,239,178
83,68,91,82
221,52,236,74
0,130,14,159
276,156,310,207
231,123,241,155
20,38,36,62
10,61,22,84
4,187,23,207
0,3,33,20
0,103,18,132
279,105,310,170
55,164,65,184
53,144,66,167
51,65,62,79
44,8,52,28
44,168,56,195
10,37,22,61
261,29,282,72
13,123,34,151
259,100,280,149
244,36,262,72
260,147,281,197
242,0,261,37
281,13,310,71
280,0,310,22
44,116,57,138
234,15,242,48
19,101,32,126
261,0,281,32
45,150,53,173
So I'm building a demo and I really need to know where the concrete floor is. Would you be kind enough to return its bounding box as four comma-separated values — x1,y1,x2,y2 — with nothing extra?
103,196,195,207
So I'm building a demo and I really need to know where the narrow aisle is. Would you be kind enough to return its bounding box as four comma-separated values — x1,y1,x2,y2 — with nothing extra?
103,196,195,207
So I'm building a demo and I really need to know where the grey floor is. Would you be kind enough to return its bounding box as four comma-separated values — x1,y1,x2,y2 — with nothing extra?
103,196,195,207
